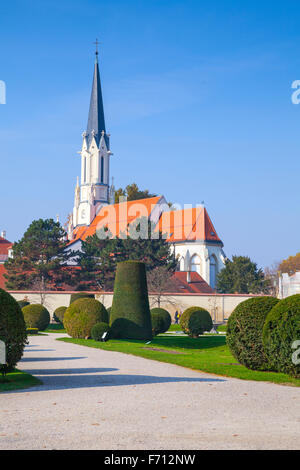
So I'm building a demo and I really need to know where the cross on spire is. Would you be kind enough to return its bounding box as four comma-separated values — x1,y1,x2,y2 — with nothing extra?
94,38,100,56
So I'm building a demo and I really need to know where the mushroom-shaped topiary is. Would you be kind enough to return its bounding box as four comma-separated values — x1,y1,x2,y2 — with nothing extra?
53,306,67,324
22,304,50,331
110,261,152,340
63,298,109,339
227,296,279,371
150,308,172,335
263,294,300,377
180,306,213,338
0,289,27,373
91,322,110,341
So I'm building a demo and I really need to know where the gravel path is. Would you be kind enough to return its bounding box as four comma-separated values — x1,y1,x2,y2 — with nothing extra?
0,333,299,450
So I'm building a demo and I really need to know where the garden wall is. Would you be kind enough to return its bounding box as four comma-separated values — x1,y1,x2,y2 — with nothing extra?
9,290,261,324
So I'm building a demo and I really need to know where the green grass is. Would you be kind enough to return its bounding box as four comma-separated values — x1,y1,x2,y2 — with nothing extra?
168,324,182,332
0,369,42,392
217,324,227,333
58,334,300,387
45,324,66,333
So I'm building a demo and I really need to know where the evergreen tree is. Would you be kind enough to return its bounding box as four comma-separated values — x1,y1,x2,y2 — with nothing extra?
216,255,267,294
4,219,75,291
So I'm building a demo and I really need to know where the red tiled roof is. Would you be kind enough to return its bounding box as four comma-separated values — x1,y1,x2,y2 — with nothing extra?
158,206,222,243
71,199,222,246
0,237,12,255
166,271,215,294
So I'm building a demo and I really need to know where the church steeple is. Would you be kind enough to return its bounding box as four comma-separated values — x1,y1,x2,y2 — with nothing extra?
86,42,109,149
71,43,113,230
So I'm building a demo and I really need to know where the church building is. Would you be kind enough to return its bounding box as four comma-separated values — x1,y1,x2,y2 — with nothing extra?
67,49,226,289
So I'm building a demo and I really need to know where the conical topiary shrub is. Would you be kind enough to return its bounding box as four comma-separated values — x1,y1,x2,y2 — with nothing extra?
110,261,152,340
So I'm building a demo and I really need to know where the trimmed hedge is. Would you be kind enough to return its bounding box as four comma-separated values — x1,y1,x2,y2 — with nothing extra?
0,289,27,372
18,300,30,309
53,306,67,324
69,293,95,305
22,304,50,331
263,294,300,377
151,308,172,335
63,298,109,339
227,296,279,371
91,322,110,341
110,261,152,340
180,306,213,337
26,328,39,335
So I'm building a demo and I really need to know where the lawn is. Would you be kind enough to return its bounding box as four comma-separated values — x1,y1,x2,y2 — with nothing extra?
45,324,66,333
0,369,42,392
58,334,300,387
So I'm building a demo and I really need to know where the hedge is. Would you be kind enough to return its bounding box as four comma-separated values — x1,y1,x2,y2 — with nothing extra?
22,304,50,331
180,306,213,337
63,298,109,339
0,289,27,372
91,322,110,341
263,294,300,377
53,306,67,324
227,296,279,371
150,308,171,335
69,293,95,305
110,261,152,340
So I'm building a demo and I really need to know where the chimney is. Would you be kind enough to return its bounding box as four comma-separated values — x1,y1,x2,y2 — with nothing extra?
1,230,6,239
186,271,191,283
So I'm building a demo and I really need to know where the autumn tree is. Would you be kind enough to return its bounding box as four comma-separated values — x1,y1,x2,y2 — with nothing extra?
114,183,157,203
279,253,300,275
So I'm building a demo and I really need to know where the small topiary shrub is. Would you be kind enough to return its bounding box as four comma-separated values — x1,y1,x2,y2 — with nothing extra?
63,298,109,339
26,328,39,335
69,293,95,305
0,289,27,373
227,296,279,371
53,306,67,324
180,306,213,337
110,261,152,340
150,308,172,335
22,304,50,331
18,300,30,309
263,294,300,377
91,322,110,341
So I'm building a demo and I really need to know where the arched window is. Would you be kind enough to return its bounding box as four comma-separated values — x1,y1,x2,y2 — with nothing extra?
210,255,217,289
101,157,104,183
190,254,201,275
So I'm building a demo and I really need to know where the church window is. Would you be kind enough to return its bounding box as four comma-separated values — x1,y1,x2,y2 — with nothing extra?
83,157,86,183
190,254,201,275
101,156,104,183
210,255,217,289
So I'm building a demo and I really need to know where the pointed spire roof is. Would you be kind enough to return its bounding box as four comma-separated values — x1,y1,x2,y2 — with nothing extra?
86,50,109,148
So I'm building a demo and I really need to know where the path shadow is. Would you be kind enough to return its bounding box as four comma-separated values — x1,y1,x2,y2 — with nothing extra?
21,357,86,362
10,371,225,393
23,367,118,375
25,349,56,352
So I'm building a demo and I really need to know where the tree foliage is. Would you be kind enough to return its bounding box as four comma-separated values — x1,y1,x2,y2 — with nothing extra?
216,256,267,294
114,183,157,203
279,252,300,275
77,218,176,291
4,219,76,291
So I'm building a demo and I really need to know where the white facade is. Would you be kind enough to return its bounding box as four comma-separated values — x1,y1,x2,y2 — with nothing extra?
172,242,226,289
278,272,300,298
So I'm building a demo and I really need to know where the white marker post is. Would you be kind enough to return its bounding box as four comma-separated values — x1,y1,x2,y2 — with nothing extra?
0,340,6,365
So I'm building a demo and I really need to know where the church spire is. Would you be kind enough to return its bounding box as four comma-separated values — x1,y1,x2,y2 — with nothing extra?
86,40,108,148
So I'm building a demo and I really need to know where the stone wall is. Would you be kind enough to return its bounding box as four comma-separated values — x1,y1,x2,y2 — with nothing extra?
10,290,261,324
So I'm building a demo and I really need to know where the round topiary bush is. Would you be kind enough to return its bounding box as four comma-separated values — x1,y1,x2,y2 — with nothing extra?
69,293,95,305
150,308,172,335
22,304,50,331
18,300,30,309
263,294,300,377
110,261,152,340
180,306,213,337
0,289,27,372
63,298,109,339
53,306,67,324
91,322,110,341
227,296,279,371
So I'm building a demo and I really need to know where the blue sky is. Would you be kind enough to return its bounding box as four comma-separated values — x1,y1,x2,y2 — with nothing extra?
0,0,299,269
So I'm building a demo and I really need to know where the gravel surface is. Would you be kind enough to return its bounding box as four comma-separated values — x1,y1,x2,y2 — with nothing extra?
0,333,299,450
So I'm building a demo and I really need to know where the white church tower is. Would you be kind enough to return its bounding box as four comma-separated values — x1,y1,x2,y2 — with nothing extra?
71,44,113,233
